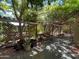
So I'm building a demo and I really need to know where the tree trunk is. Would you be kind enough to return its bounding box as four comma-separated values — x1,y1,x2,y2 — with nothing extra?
6,26,11,42
73,17,79,45
51,25,54,35
18,20,23,40
27,22,30,39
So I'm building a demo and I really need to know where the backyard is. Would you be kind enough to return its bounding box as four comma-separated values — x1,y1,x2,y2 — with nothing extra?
0,0,79,59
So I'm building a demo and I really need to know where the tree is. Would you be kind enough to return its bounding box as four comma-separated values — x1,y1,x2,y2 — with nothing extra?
63,0,79,44
11,0,28,40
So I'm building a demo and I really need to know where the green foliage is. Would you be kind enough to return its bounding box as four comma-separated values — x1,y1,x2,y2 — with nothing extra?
1,0,79,39
41,0,79,22
0,2,10,10
22,10,38,22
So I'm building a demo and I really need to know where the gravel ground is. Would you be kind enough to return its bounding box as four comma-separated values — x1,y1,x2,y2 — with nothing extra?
0,37,79,59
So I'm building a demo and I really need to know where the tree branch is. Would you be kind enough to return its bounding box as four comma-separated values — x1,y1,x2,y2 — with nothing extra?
12,0,19,20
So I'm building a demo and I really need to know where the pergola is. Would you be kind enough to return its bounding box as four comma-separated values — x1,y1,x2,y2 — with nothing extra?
0,16,38,41
0,16,72,42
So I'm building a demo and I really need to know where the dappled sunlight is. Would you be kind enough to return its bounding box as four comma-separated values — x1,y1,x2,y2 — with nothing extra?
46,45,52,51
0,0,79,59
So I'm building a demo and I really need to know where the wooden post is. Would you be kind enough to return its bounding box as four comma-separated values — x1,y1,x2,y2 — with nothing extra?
35,24,37,39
